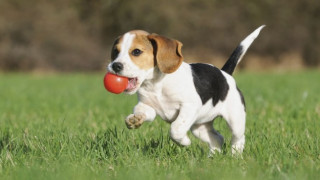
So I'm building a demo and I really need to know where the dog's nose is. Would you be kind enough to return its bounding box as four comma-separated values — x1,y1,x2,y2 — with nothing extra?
112,62,123,73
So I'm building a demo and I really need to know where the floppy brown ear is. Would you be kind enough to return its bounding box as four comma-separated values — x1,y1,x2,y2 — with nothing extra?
147,34,183,73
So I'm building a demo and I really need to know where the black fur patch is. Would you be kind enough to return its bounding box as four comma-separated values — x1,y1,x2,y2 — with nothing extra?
111,38,120,61
191,63,229,106
237,87,246,111
221,45,243,75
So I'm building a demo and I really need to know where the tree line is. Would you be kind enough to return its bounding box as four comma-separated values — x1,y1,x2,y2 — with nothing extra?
0,0,319,71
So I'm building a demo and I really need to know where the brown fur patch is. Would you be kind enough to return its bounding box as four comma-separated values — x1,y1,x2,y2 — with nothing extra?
128,31,155,70
111,30,183,72
147,34,183,73
129,30,150,36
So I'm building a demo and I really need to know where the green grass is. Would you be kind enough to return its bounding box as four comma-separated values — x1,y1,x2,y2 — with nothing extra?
0,71,319,179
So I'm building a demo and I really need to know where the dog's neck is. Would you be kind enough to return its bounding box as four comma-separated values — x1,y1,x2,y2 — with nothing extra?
146,67,166,82
138,67,166,93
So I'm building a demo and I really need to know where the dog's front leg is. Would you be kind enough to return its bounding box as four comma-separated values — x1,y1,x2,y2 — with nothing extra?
170,104,198,146
125,102,156,129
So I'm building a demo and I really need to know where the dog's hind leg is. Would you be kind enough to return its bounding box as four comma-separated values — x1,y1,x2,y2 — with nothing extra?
225,109,246,155
191,122,224,154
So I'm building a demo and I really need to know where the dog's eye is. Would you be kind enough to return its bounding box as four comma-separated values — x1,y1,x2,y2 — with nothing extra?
131,49,143,56
111,48,119,60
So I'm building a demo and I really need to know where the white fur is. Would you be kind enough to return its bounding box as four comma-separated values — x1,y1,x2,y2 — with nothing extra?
127,62,246,153
108,27,263,154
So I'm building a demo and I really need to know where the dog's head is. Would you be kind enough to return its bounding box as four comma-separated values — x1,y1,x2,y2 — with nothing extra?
107,30,183,94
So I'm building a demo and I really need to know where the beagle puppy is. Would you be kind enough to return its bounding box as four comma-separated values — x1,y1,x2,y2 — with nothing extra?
107,26,264,154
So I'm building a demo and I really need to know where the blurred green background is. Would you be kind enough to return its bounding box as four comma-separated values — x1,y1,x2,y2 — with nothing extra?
0,0,319,72
1,1,320,179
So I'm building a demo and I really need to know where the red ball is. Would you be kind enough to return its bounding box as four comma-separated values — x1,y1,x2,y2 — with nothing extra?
104,73,129,94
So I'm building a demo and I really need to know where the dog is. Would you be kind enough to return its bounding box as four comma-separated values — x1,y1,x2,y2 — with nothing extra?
107,26,264,154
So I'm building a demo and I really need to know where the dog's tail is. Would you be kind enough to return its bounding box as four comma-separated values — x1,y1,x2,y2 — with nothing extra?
221,25,265,75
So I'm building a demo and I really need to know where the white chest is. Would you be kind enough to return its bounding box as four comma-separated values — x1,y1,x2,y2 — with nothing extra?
137,63,202,122
138,85,181,122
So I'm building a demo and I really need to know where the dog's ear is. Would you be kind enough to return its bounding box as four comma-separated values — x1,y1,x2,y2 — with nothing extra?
148,34,183,73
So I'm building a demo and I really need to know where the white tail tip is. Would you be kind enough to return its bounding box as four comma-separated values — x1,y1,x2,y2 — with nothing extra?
240,25,266,47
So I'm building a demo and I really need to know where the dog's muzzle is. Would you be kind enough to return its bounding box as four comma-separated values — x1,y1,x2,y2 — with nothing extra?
112,62,123,73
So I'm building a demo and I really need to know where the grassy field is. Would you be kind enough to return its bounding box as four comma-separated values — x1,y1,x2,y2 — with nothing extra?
0,71,319,180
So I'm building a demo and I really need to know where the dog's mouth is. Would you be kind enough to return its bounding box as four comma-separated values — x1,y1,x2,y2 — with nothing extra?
125,77,139,92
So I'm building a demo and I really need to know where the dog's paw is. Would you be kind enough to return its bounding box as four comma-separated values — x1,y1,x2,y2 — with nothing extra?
179,136,191,146
125,113,145,129
170,134,191,146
